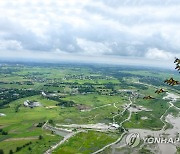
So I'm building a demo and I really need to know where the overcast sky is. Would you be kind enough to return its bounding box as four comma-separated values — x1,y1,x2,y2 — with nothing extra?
0,0,180,68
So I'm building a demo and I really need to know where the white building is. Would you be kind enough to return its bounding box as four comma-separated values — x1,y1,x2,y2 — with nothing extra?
24,100,30,107
0,113,6,117
24,100,41,108
41,92,47,97
111,123,120,129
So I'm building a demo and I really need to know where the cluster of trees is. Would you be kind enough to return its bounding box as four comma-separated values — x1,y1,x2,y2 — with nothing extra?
0,142,34,153
64,74,106,80
0,81,34,86
48,119,55,125
78,85,96,93
112,72,142,79
48,97,75,107
139,76,163,86
56,100,75,107
131,83,148,90
0,67,20,74
0,89,40,108
0,129,8,135
36,122,46,127
23,81,34,85
16,142,32,152
44,83,60,87
104,83,115,90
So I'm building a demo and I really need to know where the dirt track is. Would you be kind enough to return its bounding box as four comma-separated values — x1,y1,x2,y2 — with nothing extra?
4,137,38,141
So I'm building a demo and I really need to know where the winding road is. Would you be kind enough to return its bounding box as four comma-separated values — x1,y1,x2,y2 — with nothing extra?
92,95,134,154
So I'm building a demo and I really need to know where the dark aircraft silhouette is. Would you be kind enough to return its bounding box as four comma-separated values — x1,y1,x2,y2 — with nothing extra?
144,58,179,102
164,78,179,86
174,57,180,65
175,65,180,72
164,78,174,84
155,88,167,94
143,95,155,100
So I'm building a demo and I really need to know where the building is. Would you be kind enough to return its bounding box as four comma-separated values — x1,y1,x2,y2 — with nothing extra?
24,100,41,108
0,113,6,117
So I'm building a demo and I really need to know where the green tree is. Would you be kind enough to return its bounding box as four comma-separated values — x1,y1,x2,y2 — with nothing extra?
48,119,54,125
39,135,43,140
28,147,32,151
2,131,8,135
0,149,4,154
16,147,21,152
9,150,13,154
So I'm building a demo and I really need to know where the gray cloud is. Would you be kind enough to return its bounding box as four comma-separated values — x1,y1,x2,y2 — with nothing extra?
98,0,180,7
0,0,180,66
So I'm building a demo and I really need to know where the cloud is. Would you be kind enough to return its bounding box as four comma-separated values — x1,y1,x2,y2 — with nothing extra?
0,40,22,51
97,0,180,7
0,0,180,68
145,48,175,60
77,38,112,55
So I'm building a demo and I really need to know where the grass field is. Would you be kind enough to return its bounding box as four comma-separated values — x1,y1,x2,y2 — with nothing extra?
0,63,179,154
53,131,119,154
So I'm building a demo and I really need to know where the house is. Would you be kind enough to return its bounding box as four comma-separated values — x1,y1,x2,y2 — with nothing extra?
111,123,120,129
41,92,47,97
24,100,41,108
41,91,57,97
0,113,6,117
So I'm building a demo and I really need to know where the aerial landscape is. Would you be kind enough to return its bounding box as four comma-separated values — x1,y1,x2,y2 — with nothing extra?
0,62,179,154
0,0,180,154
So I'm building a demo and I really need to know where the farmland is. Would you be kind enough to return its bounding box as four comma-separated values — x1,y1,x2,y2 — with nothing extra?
0,62,180,154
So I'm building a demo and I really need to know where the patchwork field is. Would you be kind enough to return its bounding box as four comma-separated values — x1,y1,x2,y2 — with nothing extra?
0,63,179,154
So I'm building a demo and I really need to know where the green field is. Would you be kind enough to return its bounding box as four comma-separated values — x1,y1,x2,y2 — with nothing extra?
53,131,119,154
0,63,179,154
